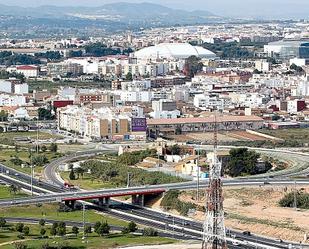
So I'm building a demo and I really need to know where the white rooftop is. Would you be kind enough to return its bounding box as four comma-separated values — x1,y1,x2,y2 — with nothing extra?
134,43,216,60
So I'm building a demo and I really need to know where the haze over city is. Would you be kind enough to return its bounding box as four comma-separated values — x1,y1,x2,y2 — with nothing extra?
0,0,308,249
0,0,309,18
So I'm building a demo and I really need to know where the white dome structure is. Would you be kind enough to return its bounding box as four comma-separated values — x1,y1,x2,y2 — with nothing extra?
134,43,216,60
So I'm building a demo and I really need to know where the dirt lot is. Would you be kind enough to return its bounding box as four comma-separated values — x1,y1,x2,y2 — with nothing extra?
153,186,309,242
169,131,269,143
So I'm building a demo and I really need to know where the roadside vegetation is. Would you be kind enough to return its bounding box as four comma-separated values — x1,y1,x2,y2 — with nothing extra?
64,150,185,189
279,190,309,209
160,190,202,216
0,144,62,174
0,203,127,227
225,148,272,177
0,185,27,199
0,218,173,249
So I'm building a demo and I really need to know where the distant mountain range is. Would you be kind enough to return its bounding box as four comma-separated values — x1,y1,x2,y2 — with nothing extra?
0,2,220,24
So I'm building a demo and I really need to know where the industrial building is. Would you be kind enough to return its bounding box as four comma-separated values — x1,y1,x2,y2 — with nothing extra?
264,39,309,59
147,115,264,137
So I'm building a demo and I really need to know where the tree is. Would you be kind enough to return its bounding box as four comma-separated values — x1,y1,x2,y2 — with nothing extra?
183,55,203,78
39,219,45,227
225,148,265,177
125,72,133,81
10,157,23,166
96,221,110,236
50,226,57,237
84,225,92,236
170,144,181,155
74,167,85,179
0,110,8,122
41,145,47,153
9,184,19,196
0,217,6,228
143,227,158,236
38,108,54,120
40,242,49,249
40,228,46,238
69,169,76,180
22,226,30,236
85,43,121,57
175,126,182,135
68,50,83,57
13,242,27,249
32,155,48,166
49,143,58,153
57,222,66,236
94,221,101,234
127,221,137,233
50,222,58,236
15,223,24,233
71,226,79,237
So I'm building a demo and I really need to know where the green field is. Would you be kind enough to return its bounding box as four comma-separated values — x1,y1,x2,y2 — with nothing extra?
60,172,114,190
0,131,62,141
0,186,27,199
0,204,128,227
28,80,111,92
0,231,175,249
260,128,309,147
0,149,62,175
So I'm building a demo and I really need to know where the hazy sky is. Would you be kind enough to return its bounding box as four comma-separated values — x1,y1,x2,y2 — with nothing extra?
0,0,308,18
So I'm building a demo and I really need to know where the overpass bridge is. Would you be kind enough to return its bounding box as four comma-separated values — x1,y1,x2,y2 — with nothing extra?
1,178,309,207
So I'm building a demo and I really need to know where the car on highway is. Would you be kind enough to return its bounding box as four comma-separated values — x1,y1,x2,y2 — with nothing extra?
232,241,240,246
242,231,251,236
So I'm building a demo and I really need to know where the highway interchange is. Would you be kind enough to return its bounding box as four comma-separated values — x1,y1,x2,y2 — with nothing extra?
1,145,309,248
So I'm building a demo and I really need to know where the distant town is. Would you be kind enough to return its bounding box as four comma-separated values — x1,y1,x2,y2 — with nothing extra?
0,3,309,249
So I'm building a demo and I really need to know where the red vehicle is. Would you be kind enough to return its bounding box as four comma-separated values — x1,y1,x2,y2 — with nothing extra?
64,182,74,189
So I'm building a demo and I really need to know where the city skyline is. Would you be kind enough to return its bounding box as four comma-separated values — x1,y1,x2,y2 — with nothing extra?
0,0,308,19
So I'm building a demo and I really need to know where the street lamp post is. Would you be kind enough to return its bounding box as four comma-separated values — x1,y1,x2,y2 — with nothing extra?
196,146,200,202
127,172,131,188
82,203,86,240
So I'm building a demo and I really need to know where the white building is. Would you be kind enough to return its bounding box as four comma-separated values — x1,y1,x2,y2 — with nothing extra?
149,110,180,119
120,91,152,102
152,99,177,112
0,80,12,93
193,94,223,110
255,60,271,72
0,94,26,106
121,80,151,91
14,83,29,95
16,65,39,78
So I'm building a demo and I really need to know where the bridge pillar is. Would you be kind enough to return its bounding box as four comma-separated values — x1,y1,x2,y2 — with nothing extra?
131,194,144,206
64,200,76,209
98,197,110,207
69,200,76,209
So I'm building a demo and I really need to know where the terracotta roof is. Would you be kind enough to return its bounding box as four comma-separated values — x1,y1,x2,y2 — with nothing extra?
16,65,38,70
147,115,264,125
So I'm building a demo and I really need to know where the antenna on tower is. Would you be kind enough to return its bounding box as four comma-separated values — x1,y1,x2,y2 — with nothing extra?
202,109,228,249
213,112,218,151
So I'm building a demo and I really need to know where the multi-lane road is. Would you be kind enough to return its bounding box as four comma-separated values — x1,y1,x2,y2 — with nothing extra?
1,145,309,248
